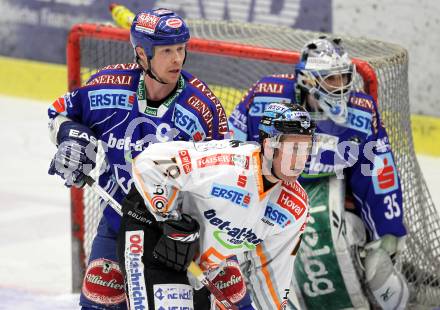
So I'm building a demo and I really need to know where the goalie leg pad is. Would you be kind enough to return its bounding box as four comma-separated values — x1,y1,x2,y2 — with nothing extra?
293,177,369,309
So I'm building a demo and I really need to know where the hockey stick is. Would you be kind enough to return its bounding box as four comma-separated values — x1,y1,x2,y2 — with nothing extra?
83,175,238,310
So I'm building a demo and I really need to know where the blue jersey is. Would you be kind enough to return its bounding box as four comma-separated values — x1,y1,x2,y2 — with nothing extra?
49,63,228,231
228,74,406,239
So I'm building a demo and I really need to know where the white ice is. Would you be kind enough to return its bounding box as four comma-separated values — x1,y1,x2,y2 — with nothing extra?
0,95,439,309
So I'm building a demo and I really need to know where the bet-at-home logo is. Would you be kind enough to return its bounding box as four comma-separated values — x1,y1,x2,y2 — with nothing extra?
204,209,262,250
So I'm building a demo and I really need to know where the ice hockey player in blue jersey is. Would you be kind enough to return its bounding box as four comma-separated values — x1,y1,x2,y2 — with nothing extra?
48,8,228,310
228,37,409,309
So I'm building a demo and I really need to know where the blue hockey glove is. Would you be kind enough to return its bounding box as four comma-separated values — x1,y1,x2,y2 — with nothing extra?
48,121,97,187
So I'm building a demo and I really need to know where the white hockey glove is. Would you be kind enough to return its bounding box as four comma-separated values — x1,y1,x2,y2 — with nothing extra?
48,121,97,187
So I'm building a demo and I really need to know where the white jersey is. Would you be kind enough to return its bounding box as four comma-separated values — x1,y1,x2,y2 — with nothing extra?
132,139,309,309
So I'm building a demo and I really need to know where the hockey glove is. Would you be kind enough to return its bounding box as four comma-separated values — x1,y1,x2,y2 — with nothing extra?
121,186,156,227
153,214,200,272
48,121,97,187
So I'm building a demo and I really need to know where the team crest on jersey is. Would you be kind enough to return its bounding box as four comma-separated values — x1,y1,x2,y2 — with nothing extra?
210,183,251,208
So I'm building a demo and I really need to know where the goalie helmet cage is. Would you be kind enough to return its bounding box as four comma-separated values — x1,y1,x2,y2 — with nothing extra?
67,21,439,306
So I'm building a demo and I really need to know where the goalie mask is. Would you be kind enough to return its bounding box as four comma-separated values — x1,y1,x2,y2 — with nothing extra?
295,36,355,124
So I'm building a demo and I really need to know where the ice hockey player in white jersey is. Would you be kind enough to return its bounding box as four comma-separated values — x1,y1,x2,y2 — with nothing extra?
116,102,315,309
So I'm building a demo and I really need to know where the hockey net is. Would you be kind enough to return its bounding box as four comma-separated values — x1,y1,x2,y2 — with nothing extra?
67,21,440,306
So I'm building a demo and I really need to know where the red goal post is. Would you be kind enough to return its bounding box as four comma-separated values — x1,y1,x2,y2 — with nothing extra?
67,24,378,100
66,21,439,307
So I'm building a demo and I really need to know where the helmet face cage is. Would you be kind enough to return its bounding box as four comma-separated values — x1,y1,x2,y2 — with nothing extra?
130,8,190,59
258,102,316,145
295,37,355,124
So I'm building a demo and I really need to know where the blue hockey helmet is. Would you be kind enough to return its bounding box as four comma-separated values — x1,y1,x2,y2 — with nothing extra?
295,36,355,124
259,102,315,144
130,8,190,59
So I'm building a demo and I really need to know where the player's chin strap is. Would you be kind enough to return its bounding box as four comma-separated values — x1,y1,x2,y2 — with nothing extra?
82,175,238,310
137,50,187,85
145,58,168,85
135,55,168,85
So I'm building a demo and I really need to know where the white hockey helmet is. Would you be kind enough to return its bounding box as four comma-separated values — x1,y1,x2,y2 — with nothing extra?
295,36,355,124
